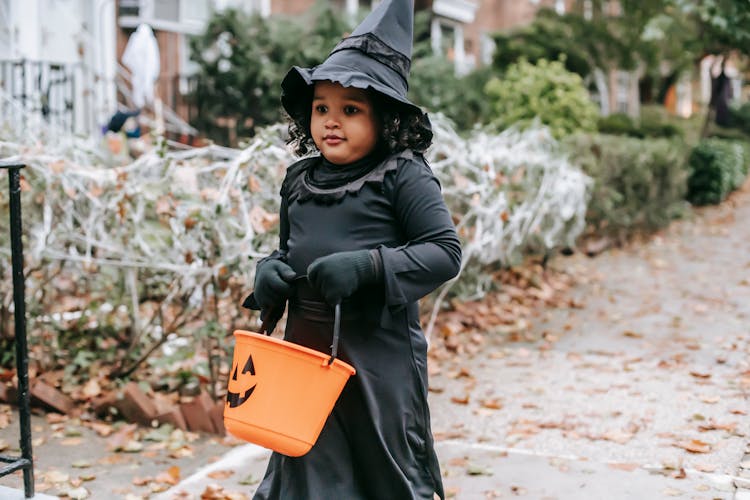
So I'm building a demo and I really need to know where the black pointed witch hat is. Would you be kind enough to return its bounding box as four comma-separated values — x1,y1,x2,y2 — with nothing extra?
280,0,427,125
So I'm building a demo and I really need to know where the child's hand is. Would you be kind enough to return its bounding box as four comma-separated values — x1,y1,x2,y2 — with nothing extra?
307,250,378,305
253,259,297,309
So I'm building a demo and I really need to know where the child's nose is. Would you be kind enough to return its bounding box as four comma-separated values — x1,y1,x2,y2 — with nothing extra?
325,117,340,129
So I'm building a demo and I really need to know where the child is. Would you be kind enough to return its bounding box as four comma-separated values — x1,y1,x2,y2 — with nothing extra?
245,0,461,497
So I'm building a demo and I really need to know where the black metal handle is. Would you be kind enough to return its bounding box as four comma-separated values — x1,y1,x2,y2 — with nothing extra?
327,303,341,366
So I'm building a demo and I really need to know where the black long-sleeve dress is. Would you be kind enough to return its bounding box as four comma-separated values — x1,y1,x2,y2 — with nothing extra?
250,149,462,500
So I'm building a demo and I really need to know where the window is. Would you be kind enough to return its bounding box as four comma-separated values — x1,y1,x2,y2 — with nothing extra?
248,0,271,18
430,17,470,75
583,0,592,20
119,0,211,33
615,70,630,113
119,0,140,17
154,0,179,22
480,33,495,66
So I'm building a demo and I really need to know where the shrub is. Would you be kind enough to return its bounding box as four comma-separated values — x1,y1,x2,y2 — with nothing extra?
484,58,599,139
687,138,749,205
563,133,690,241
639,117,683,139
409,57,494,132
729,102,750,134
597,113,643,137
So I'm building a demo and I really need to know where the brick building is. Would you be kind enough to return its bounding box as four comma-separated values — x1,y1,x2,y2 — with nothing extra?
113,0,705,128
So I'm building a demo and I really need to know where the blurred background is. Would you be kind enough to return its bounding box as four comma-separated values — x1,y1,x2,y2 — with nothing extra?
0,0,747,147
0,3,749,497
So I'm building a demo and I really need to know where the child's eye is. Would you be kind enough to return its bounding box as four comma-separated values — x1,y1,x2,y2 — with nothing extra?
314,104,328,113
344,105,359,115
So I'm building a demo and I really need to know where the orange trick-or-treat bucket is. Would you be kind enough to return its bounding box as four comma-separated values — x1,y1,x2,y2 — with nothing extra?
224,304,355,457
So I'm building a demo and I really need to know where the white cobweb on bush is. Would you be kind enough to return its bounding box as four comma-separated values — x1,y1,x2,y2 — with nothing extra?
0,102,589,344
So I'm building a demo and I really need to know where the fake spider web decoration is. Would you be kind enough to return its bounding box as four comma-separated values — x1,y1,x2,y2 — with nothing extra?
0,98,590,344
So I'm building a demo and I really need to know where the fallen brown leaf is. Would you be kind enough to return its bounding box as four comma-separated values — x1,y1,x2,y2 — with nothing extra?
608,463,639,471
698,420,737,433
82,379,102,399
480,399,503,410
86,421,114,437
200,484,250,500
600,430,634,444
672,468,687,479
132,476,150,486
622,330,643,339
207,469,234,480
693,463,717,473
676,439,711,453
450,395,470,405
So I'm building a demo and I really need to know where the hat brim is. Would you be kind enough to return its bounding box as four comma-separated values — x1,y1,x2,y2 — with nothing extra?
280,58,427,121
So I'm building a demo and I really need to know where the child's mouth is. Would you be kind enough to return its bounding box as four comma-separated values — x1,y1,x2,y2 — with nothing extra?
323,136,344,145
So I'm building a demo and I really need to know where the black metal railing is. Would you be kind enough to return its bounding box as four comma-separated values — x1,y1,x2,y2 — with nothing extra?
0,59,77,133
0,162,34,498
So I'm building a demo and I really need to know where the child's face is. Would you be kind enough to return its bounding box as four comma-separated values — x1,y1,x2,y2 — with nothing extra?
310,81,379,165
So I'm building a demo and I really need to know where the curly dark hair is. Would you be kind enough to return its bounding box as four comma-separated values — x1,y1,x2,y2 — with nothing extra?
285,86,432,157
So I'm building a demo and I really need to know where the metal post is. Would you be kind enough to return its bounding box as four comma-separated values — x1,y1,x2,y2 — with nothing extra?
0,162,34,498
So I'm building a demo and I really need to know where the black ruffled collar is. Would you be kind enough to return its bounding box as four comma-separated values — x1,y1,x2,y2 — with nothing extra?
293,149,401,205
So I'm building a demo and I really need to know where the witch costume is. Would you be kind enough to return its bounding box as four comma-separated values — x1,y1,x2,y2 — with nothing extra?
245,1,461,498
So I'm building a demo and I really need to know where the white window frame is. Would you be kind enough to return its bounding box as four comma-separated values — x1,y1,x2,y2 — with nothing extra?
480,32,495,66
119,0,208,35
615,70,630,114
431,17,466,74
583,0,592,20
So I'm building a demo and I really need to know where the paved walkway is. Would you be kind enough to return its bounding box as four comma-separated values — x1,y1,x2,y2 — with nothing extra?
2,181,749,499
428,180,750,499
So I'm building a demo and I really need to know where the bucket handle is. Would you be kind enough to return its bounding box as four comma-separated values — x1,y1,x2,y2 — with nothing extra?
327,302,341,366
258,302,342,367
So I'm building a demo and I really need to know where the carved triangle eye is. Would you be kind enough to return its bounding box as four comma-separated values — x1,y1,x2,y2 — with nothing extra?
227,353,258,408
242,354,255,375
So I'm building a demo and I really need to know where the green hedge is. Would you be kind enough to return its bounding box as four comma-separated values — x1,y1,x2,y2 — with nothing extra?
729,102,750,134
687,138,749,205
597,113,642,137
563,133,689,240
597,112,683,139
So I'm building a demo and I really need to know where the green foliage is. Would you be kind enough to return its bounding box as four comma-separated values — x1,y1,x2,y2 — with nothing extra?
597,113,642,137
189,5,351,143
492,4,698,104
687,138,749,205
563,133,690,240
492,9,620,76
729,102,750,135
673,0,750,56
484,58,599,139
598,108,685,140
409,57,494,131
638,107,684,139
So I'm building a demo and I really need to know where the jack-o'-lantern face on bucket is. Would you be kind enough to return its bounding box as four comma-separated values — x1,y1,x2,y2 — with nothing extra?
226,352,257,408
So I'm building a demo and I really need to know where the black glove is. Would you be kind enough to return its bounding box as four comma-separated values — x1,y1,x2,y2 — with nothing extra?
252,259,297,309
307,249,380,305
